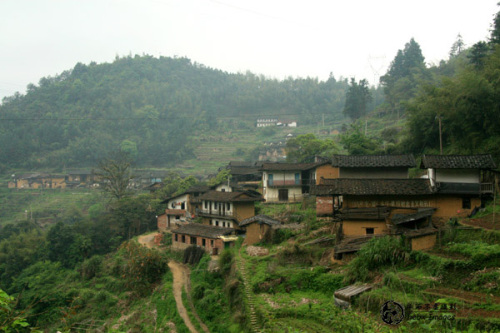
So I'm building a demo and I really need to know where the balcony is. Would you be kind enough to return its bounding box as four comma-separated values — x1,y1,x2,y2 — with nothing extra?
480,183,494,194
196,208,241,221
267,179,304,187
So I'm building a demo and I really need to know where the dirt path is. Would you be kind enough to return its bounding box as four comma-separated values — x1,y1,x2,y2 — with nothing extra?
168,261,200,333
137,233,157,248
137,233,209,333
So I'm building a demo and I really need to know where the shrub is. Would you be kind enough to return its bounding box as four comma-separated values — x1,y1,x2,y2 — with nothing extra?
345,236,411,283
80,255,103,280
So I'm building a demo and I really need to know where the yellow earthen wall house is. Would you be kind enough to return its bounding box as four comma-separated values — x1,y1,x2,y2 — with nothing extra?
410,234,437,251
342,220,389,236
244,223,272,245
315,165,339,184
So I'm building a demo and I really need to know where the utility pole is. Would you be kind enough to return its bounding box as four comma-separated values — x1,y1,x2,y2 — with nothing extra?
436,115,443,154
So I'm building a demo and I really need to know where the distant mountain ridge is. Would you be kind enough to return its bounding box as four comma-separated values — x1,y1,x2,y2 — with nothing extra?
0,55,351,171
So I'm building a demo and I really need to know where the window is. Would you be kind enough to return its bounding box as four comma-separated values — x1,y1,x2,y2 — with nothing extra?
204,201,208,209
214,202,218,209
221,188,225,192
191,237,196,245
181,202,185,210
175,234,178,242
175,215,180,219
210,240,214,246
227,203,231,210
366,228,374,235
171,202,175,208
181,235,185,243
462,198,471,209
222,221,226,227
202,238,206,246
215,221,219,226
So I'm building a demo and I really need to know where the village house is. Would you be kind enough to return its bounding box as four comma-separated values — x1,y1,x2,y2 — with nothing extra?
219,161,263,189
162,185,210,217
419,154,497,223
65,169,95,187
260,162,319,203
157,209,188,232
9,173,67,189
313,155,416,216
311,178,439,259
171,223,238,255
197,190,263,229
256,118,278,127
239,214,281,245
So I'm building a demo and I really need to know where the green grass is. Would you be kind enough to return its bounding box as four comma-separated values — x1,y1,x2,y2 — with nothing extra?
0,187,101,226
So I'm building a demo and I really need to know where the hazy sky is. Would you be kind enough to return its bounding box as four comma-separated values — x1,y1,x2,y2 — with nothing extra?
1,0,498,101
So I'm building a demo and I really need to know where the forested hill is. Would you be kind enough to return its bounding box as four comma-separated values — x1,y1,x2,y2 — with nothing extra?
0,55,350,170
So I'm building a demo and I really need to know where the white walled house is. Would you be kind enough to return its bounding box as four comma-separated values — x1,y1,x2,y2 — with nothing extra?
260,163,317,203
197,190,263,230
420,154,496,195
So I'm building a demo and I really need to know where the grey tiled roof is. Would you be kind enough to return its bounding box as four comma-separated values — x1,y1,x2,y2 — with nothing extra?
172,223,235,238
420,154,497,169
260,162,319,171
239,214,281,227
331,155,416,168
311,178,434,196
198,190,263,202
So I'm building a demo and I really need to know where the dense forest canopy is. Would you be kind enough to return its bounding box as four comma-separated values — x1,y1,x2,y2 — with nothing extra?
0,56,356,171
1,5,500,171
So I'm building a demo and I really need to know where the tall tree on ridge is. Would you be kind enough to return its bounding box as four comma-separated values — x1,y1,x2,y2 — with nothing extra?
343,78,372,121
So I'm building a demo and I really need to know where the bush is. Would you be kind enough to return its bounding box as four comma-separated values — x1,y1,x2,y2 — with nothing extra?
345,236,411,283
119,241,169,294
80,255,103,280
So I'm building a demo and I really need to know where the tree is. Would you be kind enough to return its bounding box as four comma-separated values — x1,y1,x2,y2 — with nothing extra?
380,38,429,117
490,5,500,45
449,34,465,58
95,152,134,200
339,123,381,155
286,134,338,163
468,41,490,69
343,78,372,121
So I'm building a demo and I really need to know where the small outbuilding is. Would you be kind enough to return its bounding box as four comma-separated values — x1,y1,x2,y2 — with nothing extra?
239,214,281,245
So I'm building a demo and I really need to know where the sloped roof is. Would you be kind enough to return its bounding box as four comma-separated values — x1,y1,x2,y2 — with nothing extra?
259,162,318,171
420,154,497,169
198,190,263,202
391,208,435,225
331,155,416,168
311,178,434,196
239,214,281,227
172,223,235,238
